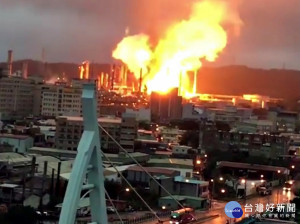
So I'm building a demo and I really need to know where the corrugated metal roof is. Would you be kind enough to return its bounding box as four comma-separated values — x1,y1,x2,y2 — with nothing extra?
217,161,289,173
0,152,32,164
126,165,178,175
0,134,31,140
174,176,209,185
160,195,206,201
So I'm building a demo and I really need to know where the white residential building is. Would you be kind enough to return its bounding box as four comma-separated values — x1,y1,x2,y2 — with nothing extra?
172,145,194,156
235,119,275,134
41,85,82,117
120,113,137,152
158,126,185,144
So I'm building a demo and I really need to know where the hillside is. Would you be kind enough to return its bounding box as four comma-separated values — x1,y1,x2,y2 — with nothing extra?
0,60,111,81
1,60,299,108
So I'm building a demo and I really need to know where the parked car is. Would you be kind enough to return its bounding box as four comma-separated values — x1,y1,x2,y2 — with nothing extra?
107,206,116,214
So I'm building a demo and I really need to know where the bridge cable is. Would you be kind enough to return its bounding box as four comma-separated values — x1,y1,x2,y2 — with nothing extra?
99,124,185,209
101,151,161,221
105,188,124,224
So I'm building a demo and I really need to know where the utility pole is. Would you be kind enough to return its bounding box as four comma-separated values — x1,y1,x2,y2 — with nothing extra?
30,156,36,193
50,168,55,196
39,161,48,212
198,119,205,154
55,162,61,196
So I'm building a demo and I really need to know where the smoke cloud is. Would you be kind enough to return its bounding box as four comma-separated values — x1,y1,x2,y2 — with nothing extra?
0,0,299,69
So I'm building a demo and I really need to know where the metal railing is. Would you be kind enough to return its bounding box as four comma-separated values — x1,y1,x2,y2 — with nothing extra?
73,211,171,224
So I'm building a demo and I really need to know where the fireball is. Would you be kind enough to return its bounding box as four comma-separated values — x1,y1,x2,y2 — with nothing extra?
112,0,240,98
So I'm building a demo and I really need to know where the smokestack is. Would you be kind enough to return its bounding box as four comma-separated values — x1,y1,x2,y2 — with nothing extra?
7,50,13,76
79,65,84,79
139,68,143,93
97,74,101,90
84,61,89,80
105,73,109,89
111,64,115,90
100,72,104,87
22,62,28,79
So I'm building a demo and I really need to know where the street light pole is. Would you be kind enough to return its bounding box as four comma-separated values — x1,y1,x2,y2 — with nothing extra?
117,188,130,201
210,179,215,209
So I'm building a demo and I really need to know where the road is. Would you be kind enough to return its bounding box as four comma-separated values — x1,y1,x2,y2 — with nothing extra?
202,188,295,224
77,188,295,224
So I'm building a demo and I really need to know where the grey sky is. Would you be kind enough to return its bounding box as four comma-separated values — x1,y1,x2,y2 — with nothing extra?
0,0,299,69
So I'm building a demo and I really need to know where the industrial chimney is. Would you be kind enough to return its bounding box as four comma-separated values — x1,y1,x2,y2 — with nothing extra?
84,61,90,80
7,50,13,76
111,64,115,90
22,62,28,79
123,65,128,87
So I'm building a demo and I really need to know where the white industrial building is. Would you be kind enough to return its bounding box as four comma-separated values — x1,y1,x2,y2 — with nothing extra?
0,134,33,153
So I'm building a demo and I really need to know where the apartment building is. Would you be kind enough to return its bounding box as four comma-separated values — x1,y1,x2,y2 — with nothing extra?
40,85,82,117
120,113,137,152
150,88,182,122
234,119,275,134
0,75,35,120
158,126,185,144
206,106,252,125
55,115,137,152
216,131,289,158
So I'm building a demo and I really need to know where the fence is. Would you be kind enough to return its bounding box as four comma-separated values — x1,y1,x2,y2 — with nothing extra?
113,211,171,224
42,211,171,224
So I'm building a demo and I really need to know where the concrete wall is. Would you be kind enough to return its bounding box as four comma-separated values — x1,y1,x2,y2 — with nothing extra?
126,170,179,185
173,182,198,197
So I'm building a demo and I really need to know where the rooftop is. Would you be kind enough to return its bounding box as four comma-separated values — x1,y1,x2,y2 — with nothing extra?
147,158,193,167
174,176,209,185
0,134,31,140
126,165,179,176
160,195,206,201
217,161,289,173
58,116,122,124
0,183,19,188
60,169,117,181
0,152,32,164
28,147,77,156
105,152,149,158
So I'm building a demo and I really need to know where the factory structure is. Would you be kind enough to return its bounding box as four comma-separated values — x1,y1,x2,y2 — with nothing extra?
0,50,283,123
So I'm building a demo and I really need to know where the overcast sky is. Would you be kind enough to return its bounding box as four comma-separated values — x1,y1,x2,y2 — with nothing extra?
0,0,299,70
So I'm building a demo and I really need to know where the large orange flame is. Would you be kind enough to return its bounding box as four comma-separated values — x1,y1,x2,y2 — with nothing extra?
112,0,239,98
113,34,152,78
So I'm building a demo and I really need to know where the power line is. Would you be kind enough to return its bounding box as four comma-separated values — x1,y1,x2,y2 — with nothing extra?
105,189,124,224
101,151,161,221
99,124,185,209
